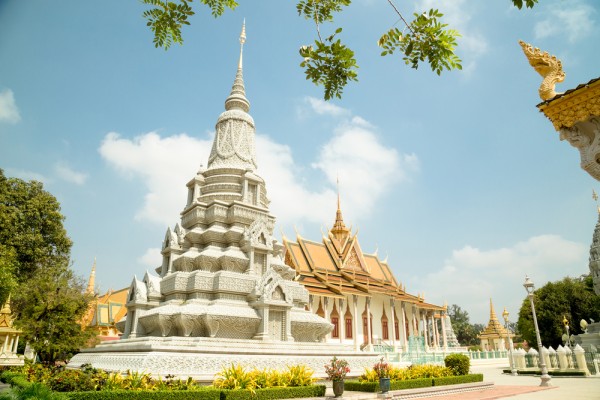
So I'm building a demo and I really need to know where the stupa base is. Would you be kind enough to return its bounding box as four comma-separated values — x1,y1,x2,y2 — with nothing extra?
68,336,379,381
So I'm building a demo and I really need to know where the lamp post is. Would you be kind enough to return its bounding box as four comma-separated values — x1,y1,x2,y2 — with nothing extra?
502,307,517,376
562,316,571,347
523,275,551,386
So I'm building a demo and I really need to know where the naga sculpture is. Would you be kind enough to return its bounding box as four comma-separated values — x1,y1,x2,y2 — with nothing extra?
519,40,565,101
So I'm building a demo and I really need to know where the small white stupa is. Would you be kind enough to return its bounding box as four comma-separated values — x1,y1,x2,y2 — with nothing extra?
69,22,377,380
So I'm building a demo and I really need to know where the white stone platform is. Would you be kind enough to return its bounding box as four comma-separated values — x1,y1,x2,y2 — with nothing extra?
69,336,379,381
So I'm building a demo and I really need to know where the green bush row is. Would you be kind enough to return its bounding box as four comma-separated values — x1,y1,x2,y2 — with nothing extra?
219,385,325,400
344,378,431,392
344,374,483,393
67,389,221,400
502,369,587,377
432,374,483,386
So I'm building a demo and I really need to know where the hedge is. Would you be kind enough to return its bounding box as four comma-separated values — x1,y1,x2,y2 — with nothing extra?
502,369,586,377
344,378,432,392
219,385,326,400
67,390,222,400
390,378,432,390
432,374,483,386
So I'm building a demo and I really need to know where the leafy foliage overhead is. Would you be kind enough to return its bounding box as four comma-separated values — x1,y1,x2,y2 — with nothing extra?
140,0,540,100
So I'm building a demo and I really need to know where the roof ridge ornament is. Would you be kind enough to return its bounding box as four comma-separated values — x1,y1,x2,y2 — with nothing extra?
519,40,565,101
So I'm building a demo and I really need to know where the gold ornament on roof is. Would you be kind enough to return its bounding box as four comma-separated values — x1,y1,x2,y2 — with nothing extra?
519,40,565,101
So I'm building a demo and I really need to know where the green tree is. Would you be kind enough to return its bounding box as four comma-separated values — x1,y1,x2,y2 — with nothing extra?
517,275,600,349
141,0,539,100
0,169,95,363
447,304,483,346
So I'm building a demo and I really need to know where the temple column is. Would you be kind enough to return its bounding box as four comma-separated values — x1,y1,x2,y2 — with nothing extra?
366,298,373,351
431,314,440,349
400,302,408,351
353,295,360,351
12,335,19,354
339,298,345,344
323,298,330,340
390,299,397,350
422,311,429,349
440,312,448,350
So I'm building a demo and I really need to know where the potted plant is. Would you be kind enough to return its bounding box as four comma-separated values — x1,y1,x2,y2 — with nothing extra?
373,357,391,393
324,356,350,398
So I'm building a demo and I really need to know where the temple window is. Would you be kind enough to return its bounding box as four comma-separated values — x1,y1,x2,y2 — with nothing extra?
394,320,400,340
331,317,339,338
381,311,389,341
344,304,353,339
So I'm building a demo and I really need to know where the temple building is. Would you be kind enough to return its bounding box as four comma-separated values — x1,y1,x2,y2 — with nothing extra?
283,197,451,353
81,260,128,342
477,299,513,351
0,298,24,366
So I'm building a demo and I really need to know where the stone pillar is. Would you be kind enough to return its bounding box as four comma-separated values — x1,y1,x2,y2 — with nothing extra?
389,299,397,350
541,346,551,372
253,306,270,340
366,298,373,351
557,345,568,370
548,346,557,368
574,344,590,376
440,312,448,350
323,297,329,321
353,295,360,351
516,348,527,369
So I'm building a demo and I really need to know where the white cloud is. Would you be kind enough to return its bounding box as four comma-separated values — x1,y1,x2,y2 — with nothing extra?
305,97,350,117
4,168,49,183
55,162,88,185
534,1,595,43
99,102,418,237
415,0,488,73
138,247,162,270
99,131,213,226
408,235,587,324
0,89,21,124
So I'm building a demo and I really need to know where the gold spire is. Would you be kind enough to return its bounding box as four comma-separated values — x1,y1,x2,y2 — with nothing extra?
331,180,350,242
489,298,496,321
86,258,97,294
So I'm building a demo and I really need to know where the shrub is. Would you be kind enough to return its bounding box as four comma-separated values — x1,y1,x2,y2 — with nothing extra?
444,353,470,376
403,364,452,379
213,364,256,391
283,365,314,387
47,369,96,392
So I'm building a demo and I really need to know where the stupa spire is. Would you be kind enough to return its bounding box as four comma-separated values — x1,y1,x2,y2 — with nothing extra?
225,20,250,113
86,258,96,294
207,20,257,171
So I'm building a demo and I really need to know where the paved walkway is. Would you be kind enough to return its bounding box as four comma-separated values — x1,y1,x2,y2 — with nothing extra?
320,364,600,400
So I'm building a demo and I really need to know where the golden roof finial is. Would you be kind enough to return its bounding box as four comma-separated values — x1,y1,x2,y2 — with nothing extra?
331,177,350,242
489,298,499,321
519,40,565,101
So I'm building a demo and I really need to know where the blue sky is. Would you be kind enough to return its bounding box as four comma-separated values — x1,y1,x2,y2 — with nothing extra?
0,0,597,324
